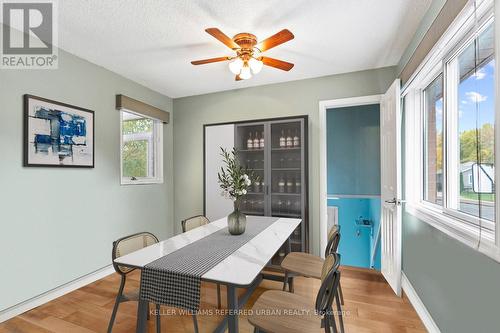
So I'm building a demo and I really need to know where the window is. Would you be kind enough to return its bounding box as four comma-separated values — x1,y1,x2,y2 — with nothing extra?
404,0,498,260
120,110,163,184
423,74,444,206
446,21,495,226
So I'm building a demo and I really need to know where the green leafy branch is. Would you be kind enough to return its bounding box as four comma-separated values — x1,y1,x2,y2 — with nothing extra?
217,147,258,203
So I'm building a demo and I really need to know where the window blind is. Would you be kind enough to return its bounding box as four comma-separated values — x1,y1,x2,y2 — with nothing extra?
116,94,170,124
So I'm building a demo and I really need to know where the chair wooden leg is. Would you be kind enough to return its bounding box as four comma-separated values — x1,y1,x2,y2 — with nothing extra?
156,304,161,333
282,271,289,291
147,303,150,321
324,314,335,333
288,276,294,293
335,290,345,333
338,282,345,305
217,283,222,309
107,275,126,333
192,314,199,333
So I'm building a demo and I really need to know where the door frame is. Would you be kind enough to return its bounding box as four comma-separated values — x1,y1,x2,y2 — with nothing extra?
318,95,383,257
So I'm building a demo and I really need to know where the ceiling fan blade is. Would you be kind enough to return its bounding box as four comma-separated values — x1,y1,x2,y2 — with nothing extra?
261,57,294,71
256,29,294,52
191,56,229,65
235,75,243,81
205,28,239,49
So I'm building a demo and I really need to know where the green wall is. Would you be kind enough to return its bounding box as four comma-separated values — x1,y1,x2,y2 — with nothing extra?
173,67,397,255
403,212,500,332
0,30,174,311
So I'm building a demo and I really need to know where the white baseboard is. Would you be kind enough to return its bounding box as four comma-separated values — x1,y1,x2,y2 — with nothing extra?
402,272,441,333
0,265,115,323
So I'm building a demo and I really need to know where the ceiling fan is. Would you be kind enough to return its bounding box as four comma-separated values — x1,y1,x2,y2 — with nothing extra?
191,28,294,81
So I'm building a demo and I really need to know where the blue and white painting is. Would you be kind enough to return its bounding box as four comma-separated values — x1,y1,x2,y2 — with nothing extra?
25,95,94,167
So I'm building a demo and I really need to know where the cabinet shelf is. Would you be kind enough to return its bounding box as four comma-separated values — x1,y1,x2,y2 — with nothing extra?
272,168,300,171
272,192,301,196
238,149,264,152
272,147,301,151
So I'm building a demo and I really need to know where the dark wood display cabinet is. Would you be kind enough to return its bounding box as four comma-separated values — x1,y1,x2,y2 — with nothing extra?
204,116,309,270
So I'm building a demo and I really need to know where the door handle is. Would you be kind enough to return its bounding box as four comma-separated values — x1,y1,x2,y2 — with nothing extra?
385,198,404,205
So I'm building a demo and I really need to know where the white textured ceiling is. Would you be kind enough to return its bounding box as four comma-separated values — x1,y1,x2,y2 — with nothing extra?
57,0,431,98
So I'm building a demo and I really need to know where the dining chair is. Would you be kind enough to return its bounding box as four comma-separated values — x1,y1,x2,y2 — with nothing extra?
281,225,344,304
249,253,344,333
181,215,223,309
181,214,210,233
108,232,161,333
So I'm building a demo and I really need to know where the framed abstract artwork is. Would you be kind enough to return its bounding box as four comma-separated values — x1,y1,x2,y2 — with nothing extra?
24,94,95,167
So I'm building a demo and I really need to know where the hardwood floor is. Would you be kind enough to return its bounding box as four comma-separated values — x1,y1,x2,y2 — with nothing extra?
0,266,426,333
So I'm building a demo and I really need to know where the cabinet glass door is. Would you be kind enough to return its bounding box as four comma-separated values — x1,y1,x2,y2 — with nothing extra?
270,120,304,253
235,123,266,216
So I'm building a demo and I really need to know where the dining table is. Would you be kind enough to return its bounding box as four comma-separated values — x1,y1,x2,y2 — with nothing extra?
114,215,302,333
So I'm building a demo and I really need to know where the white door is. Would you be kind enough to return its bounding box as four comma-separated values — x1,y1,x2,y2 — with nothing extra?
380,79,402,296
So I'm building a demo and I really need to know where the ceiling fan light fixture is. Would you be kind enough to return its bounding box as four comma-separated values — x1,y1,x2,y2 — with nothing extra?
192,28,294,81
240,64,252,80
229,58,244,75
249,57,263,74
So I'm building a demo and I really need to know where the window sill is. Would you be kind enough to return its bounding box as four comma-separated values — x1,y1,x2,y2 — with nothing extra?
406,202,500,263
121,178,163,185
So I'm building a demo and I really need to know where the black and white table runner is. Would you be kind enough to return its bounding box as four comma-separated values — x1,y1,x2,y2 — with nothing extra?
139,216,278,311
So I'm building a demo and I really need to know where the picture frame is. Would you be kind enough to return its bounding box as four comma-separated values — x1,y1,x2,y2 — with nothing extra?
24,94,95,168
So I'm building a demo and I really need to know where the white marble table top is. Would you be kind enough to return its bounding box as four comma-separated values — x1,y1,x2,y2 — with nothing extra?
114,216,301,286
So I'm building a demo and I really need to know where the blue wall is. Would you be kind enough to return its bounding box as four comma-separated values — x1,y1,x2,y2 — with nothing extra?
328,198,381,269
327,104,381,269
327,104,381,195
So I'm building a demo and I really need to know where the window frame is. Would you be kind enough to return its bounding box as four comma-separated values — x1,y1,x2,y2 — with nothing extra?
120,109,164,185
421,71,445,208
402,0,500,262
443,18,496,231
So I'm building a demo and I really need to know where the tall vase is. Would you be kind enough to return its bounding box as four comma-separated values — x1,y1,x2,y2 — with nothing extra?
228,200,247,235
